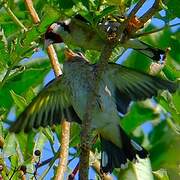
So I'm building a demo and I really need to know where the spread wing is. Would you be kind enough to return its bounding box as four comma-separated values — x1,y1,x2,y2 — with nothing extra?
9,76,81,133
104,63,177,114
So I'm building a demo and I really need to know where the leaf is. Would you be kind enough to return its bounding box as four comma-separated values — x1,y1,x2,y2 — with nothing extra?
16,131,35,161
149,121,180,180
162,65,178,81
3,133,17,157
69,123,81,147
10,90,27,111
123,50,151,72
153,169,169,180
118,158,154,180
132,158,154,180
57,0,75,9
33,130,48,155
0,58,50,109
158,91,180,124
165,0,180,18
121,101,160,133
94,6,117,24
42,128,54,145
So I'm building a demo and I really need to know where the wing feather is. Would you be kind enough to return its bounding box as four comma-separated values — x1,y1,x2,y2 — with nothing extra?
105,63,177,114
9,77,81,133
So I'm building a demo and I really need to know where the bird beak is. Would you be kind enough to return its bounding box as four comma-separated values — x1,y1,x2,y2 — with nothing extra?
64,48,77,61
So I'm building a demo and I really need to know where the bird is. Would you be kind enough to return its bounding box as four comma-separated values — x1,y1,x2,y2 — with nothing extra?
9,49,177,173
44,14,165,63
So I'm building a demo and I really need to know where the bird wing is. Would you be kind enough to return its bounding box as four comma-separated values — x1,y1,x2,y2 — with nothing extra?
9,76,81,133
104,63,177,114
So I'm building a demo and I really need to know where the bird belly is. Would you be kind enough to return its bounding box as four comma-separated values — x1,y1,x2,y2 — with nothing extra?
70,75,122,147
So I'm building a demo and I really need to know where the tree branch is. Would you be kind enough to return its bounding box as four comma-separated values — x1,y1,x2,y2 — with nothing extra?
79,42,115,179
139,0,160,24
132,22,180,38
78,2,149,175
90,151,113,180
127,0,146,21
69,151,113,180
24,0,40,24
24,1,69,179
118,0,146,42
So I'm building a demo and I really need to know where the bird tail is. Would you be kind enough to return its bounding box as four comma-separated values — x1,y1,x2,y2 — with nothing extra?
100,126,148,173
125,39,165,62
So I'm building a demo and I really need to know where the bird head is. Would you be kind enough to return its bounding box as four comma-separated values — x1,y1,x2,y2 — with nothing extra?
44,19,71,48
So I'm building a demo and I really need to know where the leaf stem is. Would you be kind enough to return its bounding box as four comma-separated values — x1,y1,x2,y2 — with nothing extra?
3,3,27,31
132,22,180,38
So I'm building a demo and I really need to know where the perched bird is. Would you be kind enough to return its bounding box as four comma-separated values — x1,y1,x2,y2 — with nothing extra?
45,14,165,62
10,50,177,173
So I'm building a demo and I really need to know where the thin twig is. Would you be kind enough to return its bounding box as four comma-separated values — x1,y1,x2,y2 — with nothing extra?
0,68,12,88
127,0,146,21
19,171,26,180
90,151,112,180
68,162,79,180
46,45,62,76
139,0,160,24
79,42,115,179
54,119,70,180
132,22,180,38
39,148,60,180
24,1,69,180
119,0,146,42
24,0,40,24
3,3,27,31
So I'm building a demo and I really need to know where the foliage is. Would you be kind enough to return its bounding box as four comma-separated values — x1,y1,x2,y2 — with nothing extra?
0,0,179,179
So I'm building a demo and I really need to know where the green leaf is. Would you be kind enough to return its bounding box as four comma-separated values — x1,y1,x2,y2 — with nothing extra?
153,169,170,180
121,101,160,133
16,131,35,161
69,123,81,147
165,0,180,18
158,91,180,124
149,121,180,180
162,65,178,81
42,128,54,145
57,0,75,9
10,90,27,111
0,58,50,109
3,133,17,157
119,158,153,180
33,130,48,155
132,158,154,180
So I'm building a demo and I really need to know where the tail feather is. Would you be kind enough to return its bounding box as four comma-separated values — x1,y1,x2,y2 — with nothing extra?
100,126,148,173
125,39,165,62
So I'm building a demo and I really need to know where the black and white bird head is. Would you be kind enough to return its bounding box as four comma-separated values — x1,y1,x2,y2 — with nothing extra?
44,19,71,48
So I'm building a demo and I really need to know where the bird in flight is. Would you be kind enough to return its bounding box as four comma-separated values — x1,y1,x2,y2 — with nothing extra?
10,49,177,173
